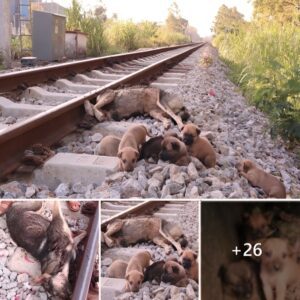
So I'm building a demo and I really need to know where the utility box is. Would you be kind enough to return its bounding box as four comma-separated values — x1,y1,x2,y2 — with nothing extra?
32,10,66,61
65,30,88,59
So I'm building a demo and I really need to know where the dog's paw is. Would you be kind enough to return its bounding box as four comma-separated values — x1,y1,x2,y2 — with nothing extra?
84,100,94,116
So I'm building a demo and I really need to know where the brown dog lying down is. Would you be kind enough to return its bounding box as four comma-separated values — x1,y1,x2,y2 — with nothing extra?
84,87,189,129
118,124,150,171
179,249,199,282
106,260,128,279
181,123,216,168
219,260,262,300
103,216,187,254
125,251,151,292
160,136,191,166
6,201,86,299
237,159,286,198
94,135,121,156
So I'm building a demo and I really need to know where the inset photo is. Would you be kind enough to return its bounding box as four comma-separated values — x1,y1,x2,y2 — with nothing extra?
0,200,99,300
101,200,199,300
202,202,300,300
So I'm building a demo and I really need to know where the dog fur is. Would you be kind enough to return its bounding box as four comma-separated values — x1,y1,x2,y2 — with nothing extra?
106,260,128,279
179,249,198,282
161,259,189,287
260,238,300,300
6,201,86,299
125,251,151,292
181,123,216,168
94,135,120,156
237,160,286,198
103,216,186,254
160,136,190,166
144,260,165,283
118,124,150,171
140,136,164,162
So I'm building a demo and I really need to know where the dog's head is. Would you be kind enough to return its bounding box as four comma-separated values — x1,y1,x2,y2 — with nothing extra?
126,270,144,292
236,159,255,174
244,208,274,239
161,259,186,285
159,136,185,162
181,124,200,146
219,261,254,299
179,249,197,270
261,238,291,273
178,107,190,122
118,146,139,172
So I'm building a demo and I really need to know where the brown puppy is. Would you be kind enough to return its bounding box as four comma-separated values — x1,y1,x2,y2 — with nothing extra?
125,251,151,292
181,123,216,168
237,159,286,198
160,136,190,166
118,124,150,171
161,259,189,287
106,260,128,278
260,238,300,300
219,260,262,300
179,249,198,282
94,135,120,156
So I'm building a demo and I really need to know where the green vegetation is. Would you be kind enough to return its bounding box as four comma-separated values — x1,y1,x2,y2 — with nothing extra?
212,0,300,143
66,0,191,56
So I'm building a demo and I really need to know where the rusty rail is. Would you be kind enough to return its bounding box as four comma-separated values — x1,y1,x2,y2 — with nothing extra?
0,43,204,179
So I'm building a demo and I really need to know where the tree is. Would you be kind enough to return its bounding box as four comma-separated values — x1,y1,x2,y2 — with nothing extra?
66,0,82,31
212,5,246,35
252,0,300,25
166,1,189,34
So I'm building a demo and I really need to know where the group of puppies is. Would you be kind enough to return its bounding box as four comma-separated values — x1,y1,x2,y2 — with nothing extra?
220,207,300,300
5,201,87,299
95,123,216,171
95,122,286,198
106,249,198,292
102,216,198,292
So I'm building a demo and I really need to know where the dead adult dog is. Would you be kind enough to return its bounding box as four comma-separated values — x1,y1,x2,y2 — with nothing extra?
6,201,86,299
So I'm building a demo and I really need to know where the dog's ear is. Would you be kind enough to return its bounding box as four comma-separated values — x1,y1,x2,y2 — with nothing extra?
195,126,201,135
181,125,185,132
138,272,144,281
134,149,139,159
193,251,198,259
172,265,179,274
243,160,253,172
117,150,123,158
125,273,130,280
171,141,180,151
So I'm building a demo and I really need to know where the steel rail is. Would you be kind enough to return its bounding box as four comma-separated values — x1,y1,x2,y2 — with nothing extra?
0,43,198,92
101,200,168,230
72,205,99,300
0,43,204,179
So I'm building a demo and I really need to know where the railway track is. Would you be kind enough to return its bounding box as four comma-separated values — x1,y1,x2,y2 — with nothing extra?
101,200,199,300
0,43,204,181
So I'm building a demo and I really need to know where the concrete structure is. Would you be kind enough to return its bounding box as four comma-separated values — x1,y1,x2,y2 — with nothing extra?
65,31,88,59
0,0,12,68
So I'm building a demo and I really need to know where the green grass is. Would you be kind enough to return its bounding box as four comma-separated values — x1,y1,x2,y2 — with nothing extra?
214,22,300,142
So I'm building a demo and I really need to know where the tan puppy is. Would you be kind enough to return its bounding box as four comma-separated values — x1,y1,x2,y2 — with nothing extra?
161,259,189,287
118,125,150,171
125,251,151,292
94,135,120,156
260,238,300,300
237,159,286,198
106,260,128,279
160,136,190,166
181,123,216,168
179,249,198,282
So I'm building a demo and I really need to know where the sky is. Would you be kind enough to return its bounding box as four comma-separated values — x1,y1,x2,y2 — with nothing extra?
53,0,253,37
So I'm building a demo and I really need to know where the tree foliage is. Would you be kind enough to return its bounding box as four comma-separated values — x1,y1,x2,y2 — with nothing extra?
166,1,189,34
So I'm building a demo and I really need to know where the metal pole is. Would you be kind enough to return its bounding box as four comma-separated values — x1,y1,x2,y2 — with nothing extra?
0,0,12,68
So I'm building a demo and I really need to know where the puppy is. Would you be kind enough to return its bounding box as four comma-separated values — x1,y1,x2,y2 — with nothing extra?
181,123,216,168
106,260,128,278
94,135,120,156
6,201,86,299
161,259,189,287
260,238,300,300
144,260,165,283
179,249,198,282
219,260,262,300
140,136,163,162
160,136,190,166
237,160,286,198
118,124,150,171
125,251,151,292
